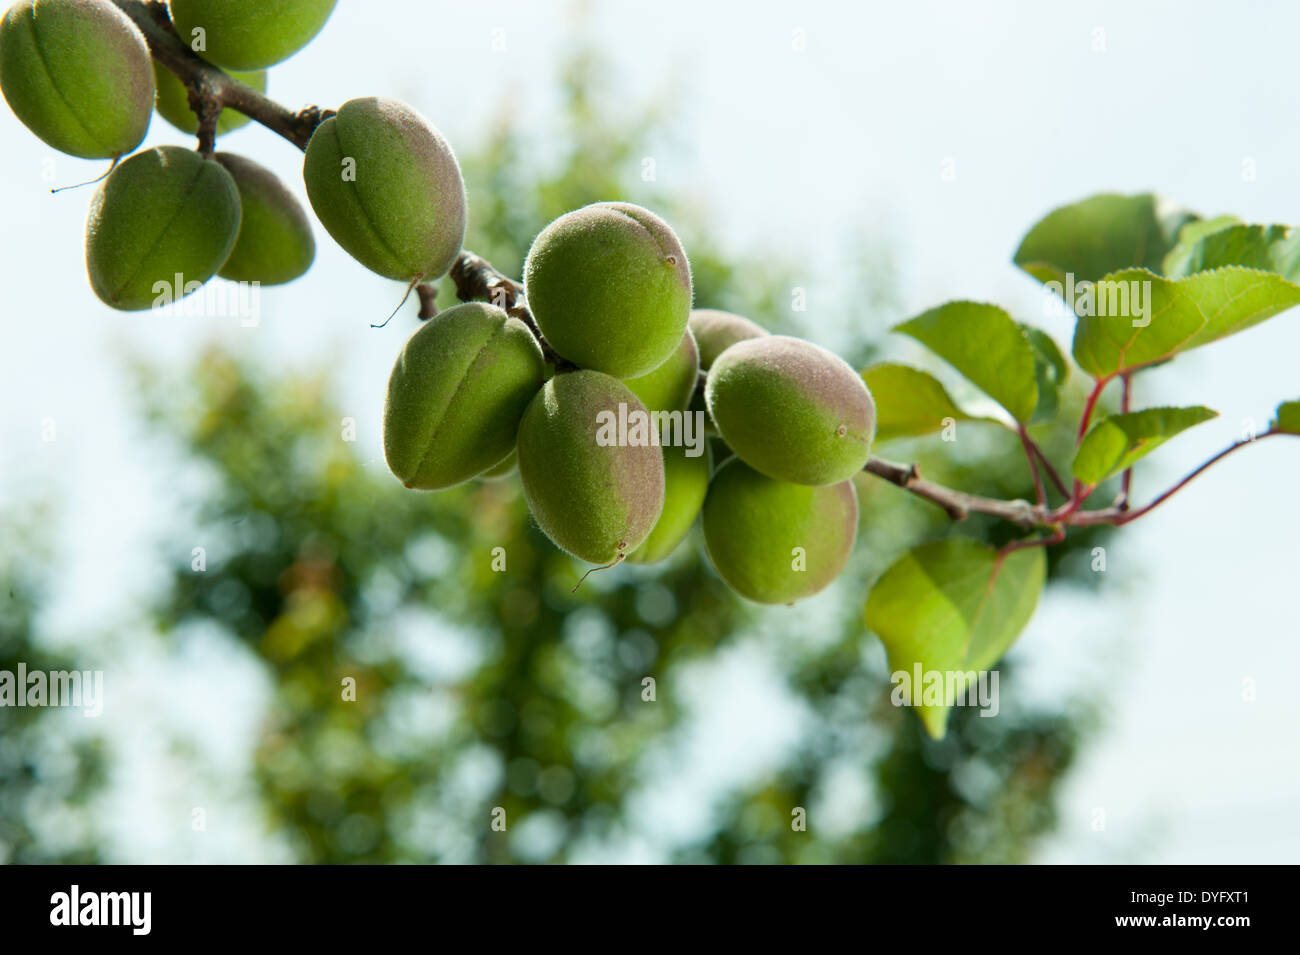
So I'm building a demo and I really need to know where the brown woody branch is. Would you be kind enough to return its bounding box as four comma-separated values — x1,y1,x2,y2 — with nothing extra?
114,1,329,152
447,254,574,369
863,430,1295,549
863,458,1044,526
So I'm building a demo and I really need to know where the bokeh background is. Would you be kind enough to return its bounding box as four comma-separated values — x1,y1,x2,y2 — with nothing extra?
1,0,1297,863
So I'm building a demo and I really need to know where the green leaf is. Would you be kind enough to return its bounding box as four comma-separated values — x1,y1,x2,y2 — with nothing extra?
893,302,1039,422
1072,405,1218,486
860,362,1000,441
1070,266,1300,380
1272,400,1300,434
1161,215,1240,277
1022,325,1068,424
864,539,1046,739
1163,223,1300,282
1014,193,1180,287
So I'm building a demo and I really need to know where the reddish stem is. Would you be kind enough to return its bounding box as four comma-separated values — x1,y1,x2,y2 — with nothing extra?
1018,424,1047,506
999,525,1065,557
1117,373,1134,509
1076,376,1110,444
1071,431,1282,527
1029,440,1071,499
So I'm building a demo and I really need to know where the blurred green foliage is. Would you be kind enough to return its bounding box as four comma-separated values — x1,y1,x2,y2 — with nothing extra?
0,511,105,864
0,45,1107,864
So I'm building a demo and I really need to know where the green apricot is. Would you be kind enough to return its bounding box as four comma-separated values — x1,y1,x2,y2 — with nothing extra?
517,371,665,564
154,62,266,135
623,328,699,413
85,145,241,311
168,0,336,71
0,0,154,158
383,303,545,491
214,153,315,285
627,442,710,564
689,308,769,369
705,335,876,486
702,457,858,604
478,449,517,481
524,202,692,378
303,96,467,283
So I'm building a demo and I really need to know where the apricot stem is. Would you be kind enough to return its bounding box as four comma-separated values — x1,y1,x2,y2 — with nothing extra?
50,155,120,194
571,554,626,594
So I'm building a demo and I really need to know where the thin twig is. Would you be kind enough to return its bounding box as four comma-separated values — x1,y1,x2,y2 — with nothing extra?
1030,440,1070,499
999,525,1065,557
867,426,1296,533
1076,376,1109,444
1062,374,1112,516
862,458,1043,526
1018,424,1046,506
1069,431,1285,527
1116,373,1134,510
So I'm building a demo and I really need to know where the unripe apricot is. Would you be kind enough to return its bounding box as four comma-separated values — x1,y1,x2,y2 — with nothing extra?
303,96,467,283
689,309,769,369
623,328,699,413
383,303,545,491
214,153,315,285
153,62,266,135
169,0,337,71
0,0,154,158
86,145,241,311
517,371,665,564
627,442,710,564
702,458,858,604
524,202,692,378
705,335,875,486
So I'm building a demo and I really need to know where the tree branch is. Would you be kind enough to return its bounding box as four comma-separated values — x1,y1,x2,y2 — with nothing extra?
113,0,329,151
866,426,1296,535
448,253,574,369
862,458,1044,526
1068,430,1289,527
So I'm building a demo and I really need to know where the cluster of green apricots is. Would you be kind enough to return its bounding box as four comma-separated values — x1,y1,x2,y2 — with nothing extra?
0,0,877,604
0,0,339,304
384,215,877,605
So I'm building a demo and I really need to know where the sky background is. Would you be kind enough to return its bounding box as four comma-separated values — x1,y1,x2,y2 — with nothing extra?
1,0,1297,862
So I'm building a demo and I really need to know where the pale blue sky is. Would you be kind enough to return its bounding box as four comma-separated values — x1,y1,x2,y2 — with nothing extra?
1,0,1297,862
